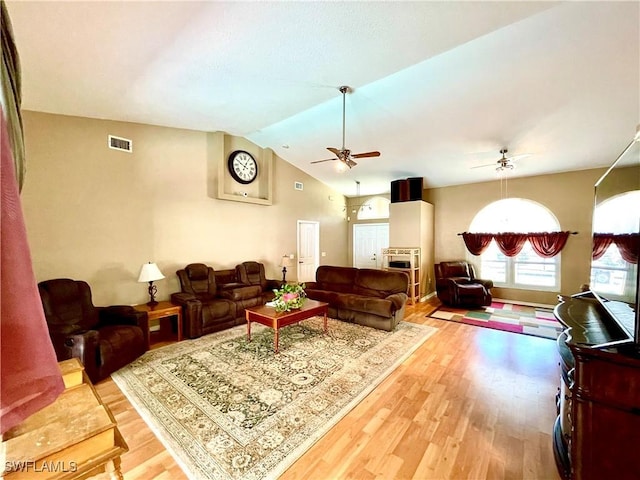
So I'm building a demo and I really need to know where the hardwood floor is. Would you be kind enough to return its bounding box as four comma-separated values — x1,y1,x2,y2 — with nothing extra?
95,300,562,480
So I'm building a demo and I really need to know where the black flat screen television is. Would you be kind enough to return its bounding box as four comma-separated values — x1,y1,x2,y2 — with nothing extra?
589,126,640,349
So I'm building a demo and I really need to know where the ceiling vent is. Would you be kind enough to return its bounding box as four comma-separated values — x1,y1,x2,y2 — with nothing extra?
108,135,132,153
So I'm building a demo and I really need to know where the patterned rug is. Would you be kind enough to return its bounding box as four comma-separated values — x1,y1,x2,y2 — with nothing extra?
112,317,437,480
428,301,562,340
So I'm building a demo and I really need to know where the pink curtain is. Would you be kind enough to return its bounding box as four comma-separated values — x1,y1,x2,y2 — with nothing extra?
461,232,494,256
1,113,64,434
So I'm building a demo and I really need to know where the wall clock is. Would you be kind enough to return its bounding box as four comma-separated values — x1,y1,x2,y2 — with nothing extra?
228,150,258,184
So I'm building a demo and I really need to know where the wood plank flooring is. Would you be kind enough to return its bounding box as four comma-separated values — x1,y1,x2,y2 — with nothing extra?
95,299,562,480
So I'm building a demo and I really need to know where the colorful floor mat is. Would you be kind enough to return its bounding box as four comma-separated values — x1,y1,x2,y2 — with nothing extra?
428,301,563,340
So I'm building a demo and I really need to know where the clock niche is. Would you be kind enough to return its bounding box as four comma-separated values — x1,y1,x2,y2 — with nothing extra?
212,132,273,206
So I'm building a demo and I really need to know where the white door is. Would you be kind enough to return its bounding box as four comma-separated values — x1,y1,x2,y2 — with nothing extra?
353,223,389,269
297,220,319,283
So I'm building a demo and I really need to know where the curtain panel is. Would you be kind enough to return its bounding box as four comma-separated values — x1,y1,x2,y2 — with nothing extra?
1,0,25,192
461,231,572,258
461,232,493,255
593,233,640,264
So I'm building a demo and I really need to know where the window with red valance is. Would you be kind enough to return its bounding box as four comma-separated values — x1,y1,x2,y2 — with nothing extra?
462,231,572,258
593,233,640,264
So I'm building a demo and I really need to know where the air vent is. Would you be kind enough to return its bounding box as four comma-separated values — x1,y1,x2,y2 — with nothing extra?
108,135,132,153
294,181,303,191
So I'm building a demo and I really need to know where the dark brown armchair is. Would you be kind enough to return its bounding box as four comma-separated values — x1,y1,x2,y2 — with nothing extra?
435,261,493,307
38,278,148,383
172,263,239,339
235,261,281,302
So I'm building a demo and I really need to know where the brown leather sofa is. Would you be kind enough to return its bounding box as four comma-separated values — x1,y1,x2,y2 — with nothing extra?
305,265,409,331
172,263,264,338
235,261,281,302
38,278,148,383
435,260,493,307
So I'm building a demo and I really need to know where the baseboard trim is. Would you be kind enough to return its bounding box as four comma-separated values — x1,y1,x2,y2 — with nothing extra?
418,291,437,303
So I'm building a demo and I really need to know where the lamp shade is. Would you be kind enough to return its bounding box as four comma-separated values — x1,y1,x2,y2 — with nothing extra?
137,262,165,283
280,256,293,268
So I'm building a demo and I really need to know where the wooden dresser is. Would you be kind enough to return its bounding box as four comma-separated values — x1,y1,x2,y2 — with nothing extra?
1,358,127,479
554,294,640,480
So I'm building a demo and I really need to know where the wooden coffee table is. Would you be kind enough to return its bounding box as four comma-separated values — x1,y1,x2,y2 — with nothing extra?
245,299,329,353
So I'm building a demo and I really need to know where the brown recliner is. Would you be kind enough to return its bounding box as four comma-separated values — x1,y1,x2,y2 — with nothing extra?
172,263,240,338
38,278,148,383
235,261,281,302
435,261,493,307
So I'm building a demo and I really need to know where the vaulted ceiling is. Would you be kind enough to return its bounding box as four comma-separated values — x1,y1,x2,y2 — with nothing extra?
7,1,639,196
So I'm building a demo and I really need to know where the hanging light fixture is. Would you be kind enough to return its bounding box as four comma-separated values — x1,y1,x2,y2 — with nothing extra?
344,180,372,214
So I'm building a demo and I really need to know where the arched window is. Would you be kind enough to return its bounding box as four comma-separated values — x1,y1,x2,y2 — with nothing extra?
469,198,561,290
590,191,640,299
356,196,390,220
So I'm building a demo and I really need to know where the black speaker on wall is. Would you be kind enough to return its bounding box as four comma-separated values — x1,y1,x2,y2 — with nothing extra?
390,179,405,203
391,177,423,203
408,177,424,201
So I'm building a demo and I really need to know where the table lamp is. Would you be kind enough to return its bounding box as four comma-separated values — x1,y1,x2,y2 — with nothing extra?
138,262,165,306
280,256,293,283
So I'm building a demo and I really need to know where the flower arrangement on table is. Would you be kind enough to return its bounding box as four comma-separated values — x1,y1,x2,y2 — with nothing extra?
272,283,306,312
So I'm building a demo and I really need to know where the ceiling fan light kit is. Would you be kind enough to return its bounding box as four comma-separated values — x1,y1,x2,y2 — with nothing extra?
471,147,529,173
496,148,515,172
310,85,380,170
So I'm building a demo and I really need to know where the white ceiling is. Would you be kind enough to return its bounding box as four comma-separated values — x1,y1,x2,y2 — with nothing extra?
7,1,640,197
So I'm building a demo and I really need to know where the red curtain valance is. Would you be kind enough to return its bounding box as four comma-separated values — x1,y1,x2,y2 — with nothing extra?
593,233,639,264
461,231,572,258
461,233,493,256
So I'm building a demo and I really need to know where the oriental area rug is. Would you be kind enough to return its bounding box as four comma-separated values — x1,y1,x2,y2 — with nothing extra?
112,317,437,480
428,301,563,340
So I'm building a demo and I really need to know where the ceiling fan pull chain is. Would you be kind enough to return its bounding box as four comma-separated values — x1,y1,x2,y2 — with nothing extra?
341,86,347,150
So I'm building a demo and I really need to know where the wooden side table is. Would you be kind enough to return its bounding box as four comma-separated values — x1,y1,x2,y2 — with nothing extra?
1,358,127,480
134,301,182,348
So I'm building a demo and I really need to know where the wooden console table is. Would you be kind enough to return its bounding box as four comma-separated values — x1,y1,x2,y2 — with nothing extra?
1,358,127,479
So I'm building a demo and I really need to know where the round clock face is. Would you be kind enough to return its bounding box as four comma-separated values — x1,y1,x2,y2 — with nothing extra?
228,150,258,184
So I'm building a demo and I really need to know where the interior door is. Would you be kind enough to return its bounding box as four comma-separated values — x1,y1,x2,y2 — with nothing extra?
353,223,389,269
297,220,319,282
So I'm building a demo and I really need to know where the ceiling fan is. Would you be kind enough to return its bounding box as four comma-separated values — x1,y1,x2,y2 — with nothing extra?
472,148,529,172
310,85,380,169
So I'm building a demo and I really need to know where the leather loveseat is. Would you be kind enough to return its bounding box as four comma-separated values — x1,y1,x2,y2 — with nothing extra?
235,261,281,302
305,265,409,331
172,263,264,339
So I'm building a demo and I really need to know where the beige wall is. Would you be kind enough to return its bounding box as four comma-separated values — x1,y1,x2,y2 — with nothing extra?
21,111,348,306
389,201,435,297
424,169,606,305
345,194,390,266
21,110,609,307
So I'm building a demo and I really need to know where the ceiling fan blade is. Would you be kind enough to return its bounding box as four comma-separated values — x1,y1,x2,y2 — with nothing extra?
507,153,531,162
345,158,357,168
310,158,337,164
351,151,380,159
327,147,341,156
471,163,498,169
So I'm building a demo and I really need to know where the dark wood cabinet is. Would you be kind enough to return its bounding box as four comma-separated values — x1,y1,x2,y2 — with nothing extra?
554,295,640,480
